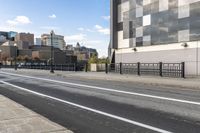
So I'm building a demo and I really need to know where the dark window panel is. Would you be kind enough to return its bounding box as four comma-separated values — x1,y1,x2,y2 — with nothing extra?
117,22,123,31
168,32,178,43
190,20,200,41
123,11,130,39
136,37,143,47
190,1,200,17
136,17,143,27
178,17,190,31
151,1,159,14
129,22,136,38
168,8,178,20
129,9,136,21
143,26,151,36
136,0,143,7
169,0,178,9
129,0,136,10
143,4,151,16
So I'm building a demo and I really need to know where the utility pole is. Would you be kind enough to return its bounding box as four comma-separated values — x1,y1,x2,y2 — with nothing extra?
50,30,54,73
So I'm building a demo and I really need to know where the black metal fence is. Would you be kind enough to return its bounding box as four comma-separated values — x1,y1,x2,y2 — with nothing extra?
0,62,185,78
106,62,185,78
1,63,86,72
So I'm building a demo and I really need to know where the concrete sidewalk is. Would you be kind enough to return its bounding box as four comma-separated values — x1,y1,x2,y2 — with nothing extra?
1,68,200,90
0,95,73,133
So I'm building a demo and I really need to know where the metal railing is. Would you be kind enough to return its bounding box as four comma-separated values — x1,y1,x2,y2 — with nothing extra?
105,62,185,78
1,63,86,72
0,62,185,78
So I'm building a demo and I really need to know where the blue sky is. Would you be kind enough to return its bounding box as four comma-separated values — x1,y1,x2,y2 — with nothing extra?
0,0,110,57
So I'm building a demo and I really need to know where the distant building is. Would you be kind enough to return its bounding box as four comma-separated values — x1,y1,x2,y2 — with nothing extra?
0,45,18,65
15,33,34,49
35,38,42,46
41,31,65,50
0,31,17,44
66,42,98,62
32,45,69,64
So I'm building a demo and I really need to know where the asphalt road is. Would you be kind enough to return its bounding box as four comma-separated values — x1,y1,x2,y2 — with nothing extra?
0,70,200,133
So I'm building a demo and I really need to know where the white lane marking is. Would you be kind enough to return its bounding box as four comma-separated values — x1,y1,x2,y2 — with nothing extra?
1,71,200,106
1,80,172,133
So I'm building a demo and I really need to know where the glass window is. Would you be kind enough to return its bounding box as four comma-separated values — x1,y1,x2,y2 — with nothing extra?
169,0,178,9
136,17,143,27
178,5,190,18
136,27,143,37
136,7,143,18
123,11,130,39
129,38,136,47
143,4,151,15
143,26,151,36
143,0,151,6
143,15,151,26
136,37,143,47
143,35,151,46
178,30,189,42
159,0,169,12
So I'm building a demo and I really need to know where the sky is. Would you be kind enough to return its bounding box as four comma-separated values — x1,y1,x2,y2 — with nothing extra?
0,0,110,57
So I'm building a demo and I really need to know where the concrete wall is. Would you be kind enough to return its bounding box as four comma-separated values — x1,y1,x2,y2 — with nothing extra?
115,41,200,76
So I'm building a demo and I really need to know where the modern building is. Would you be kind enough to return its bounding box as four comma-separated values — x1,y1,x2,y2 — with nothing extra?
15,33,34,49
41,31,65,50
0,31,17,44
110,0,200,76
35,38,42,46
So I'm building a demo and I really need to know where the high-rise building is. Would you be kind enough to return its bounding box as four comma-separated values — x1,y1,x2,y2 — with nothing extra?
110,0,200,76
15,33,34,49
41,31,65,50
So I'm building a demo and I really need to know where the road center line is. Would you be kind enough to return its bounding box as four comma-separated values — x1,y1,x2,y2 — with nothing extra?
1,71,200,106
0,80,172,133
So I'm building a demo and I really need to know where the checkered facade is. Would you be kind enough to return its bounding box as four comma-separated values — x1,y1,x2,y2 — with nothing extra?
116,0,200,48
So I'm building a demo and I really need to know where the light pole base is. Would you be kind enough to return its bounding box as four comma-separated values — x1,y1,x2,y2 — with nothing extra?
50,69,54,73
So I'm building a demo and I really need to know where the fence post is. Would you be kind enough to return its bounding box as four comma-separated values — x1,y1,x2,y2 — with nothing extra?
85,63,88,72
159,62,163,77
137,62,141,76
181,62,185,78
105,63,108,74
120,62,123,74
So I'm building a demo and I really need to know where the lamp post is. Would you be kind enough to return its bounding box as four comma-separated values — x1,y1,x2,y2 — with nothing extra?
0,50,2,69
50,30,54,73
14,44,17,70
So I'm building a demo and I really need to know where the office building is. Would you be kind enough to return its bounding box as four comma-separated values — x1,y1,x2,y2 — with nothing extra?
110,0,200,76
15,33,34,49
41,31,66,50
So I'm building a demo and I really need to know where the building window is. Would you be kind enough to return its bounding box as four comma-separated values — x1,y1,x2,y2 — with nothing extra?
178,29,189,42
159,0,169,12
136,7,143,18
143,0,151,6
143,15,151,26
136,27,143,37
178,5,190,18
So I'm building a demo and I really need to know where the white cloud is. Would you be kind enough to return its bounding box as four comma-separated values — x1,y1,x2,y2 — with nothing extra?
65,34,87,43
102,16,110,20
7,16,31,26
40,26,60,30
95,25,110,35
49,14,56,19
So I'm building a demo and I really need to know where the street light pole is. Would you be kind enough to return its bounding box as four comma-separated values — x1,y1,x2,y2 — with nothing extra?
14,44,17,70
50,30,54,73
